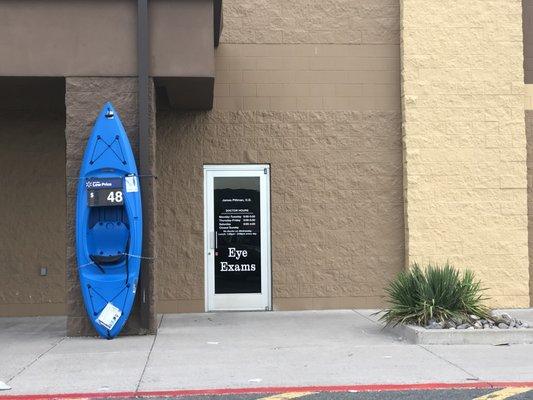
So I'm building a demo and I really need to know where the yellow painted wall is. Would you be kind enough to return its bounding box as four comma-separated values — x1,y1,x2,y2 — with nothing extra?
401,0,529,307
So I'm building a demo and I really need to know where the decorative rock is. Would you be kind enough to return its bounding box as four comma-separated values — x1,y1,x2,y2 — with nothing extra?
444,320,456,329
483,323,490,329
498,323,509,329
473,321,482,329
470,315,480,321
523,322,529,329
457,324,469,330
500,313,513,324
466,326,475,330
426,321,443,329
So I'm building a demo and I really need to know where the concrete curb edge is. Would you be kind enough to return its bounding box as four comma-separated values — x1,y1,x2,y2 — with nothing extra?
2,382,533,399
388,324,533,345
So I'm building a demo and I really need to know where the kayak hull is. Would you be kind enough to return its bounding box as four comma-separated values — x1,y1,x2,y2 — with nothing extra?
75,102,142,339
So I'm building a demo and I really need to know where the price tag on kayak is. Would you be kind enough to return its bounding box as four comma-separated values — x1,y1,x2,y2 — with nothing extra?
96,302,122,330
86,178,124,207
125,175,139,193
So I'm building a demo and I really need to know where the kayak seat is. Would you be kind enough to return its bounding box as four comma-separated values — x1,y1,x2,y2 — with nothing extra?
87,221,129,265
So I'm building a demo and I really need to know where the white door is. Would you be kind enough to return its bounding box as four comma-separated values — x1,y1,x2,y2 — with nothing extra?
204,165,271,311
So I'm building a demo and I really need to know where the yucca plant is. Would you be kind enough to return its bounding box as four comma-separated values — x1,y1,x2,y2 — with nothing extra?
379,262,490,327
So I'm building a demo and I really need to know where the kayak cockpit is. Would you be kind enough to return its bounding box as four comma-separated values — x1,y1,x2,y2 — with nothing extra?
87,203,130,269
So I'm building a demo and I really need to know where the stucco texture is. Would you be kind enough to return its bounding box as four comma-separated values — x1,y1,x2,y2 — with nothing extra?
402,0,529,307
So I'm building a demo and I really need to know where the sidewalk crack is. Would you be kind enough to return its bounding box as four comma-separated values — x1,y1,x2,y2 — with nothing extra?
7,336,66,384
353,309,479,380
418,345,479,381
135,314,163,392
351,309,381,325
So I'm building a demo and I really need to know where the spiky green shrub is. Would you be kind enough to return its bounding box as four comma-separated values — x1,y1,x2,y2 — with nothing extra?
379,263,490,327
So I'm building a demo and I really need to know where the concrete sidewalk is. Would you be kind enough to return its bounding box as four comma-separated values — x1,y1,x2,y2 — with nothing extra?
1,310,533,395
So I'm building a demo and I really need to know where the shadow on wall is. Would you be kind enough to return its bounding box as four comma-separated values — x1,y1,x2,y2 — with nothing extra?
0,77,67,316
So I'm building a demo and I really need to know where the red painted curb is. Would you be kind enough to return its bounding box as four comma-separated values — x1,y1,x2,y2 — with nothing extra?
2,381,533,399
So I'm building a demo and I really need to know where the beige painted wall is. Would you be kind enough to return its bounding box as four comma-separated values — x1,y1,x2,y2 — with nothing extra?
402,0,529,307
156,0,404,312
0,111,66,316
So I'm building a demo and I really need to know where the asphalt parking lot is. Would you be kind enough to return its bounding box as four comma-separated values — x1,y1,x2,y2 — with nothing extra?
110,388,533,400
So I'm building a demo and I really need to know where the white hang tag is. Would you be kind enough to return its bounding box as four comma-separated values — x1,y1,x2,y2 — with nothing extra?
96,303,122,330
125,176,139,193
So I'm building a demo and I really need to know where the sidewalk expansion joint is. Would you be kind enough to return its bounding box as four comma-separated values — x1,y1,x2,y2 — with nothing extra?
418,345,479,381
7,336,66,384
135,314,163,392
351,309,379,325
351,309,480,381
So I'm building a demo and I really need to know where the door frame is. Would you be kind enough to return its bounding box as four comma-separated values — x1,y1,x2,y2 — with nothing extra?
203,164,272,312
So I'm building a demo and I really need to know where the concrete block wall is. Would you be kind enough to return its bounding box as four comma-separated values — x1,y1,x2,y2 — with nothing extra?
402,0,529,307
214,0,400,112
156,0,404,312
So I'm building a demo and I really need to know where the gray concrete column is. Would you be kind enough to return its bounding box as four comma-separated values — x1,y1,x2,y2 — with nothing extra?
65,77,157,336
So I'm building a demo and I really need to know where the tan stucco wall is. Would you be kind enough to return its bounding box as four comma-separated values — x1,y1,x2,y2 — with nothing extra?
214,0,400,112
157,0,404,312
0,111,66,316
402,0,529,307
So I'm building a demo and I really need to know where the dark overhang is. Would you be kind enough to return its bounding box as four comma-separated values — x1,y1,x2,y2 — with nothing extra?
214,0,223,48
0,0,222,110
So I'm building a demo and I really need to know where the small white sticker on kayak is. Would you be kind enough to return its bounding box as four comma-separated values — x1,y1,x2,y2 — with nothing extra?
125,176,139,193
97,303,122,330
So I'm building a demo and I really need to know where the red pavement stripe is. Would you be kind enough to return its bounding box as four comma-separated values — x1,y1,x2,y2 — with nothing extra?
2,381,533,399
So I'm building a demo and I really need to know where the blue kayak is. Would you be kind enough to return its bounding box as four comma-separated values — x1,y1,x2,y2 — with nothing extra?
76,102,142,339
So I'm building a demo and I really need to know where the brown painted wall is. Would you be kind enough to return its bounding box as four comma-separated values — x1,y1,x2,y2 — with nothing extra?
0,0,404,316
156,0,403,312
0,0,214,77
0,108,66,316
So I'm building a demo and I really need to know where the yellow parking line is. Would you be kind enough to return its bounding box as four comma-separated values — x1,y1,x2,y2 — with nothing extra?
472,387,532,400
257,392,315,400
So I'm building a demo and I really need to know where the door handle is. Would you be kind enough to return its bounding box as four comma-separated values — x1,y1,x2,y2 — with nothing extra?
209,231,215,249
